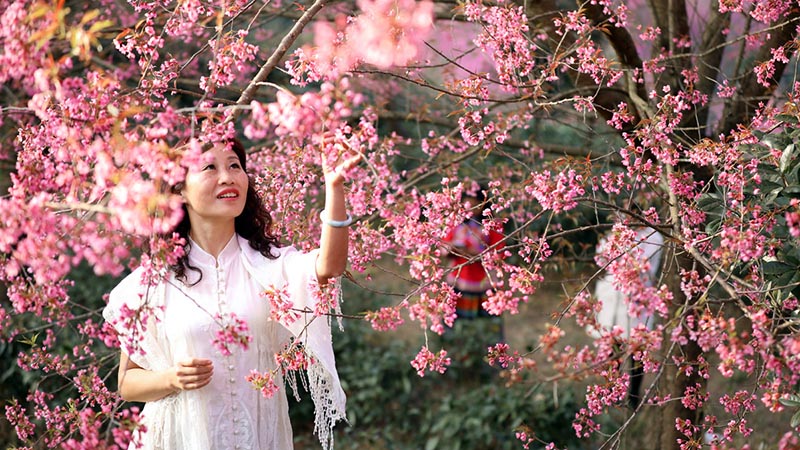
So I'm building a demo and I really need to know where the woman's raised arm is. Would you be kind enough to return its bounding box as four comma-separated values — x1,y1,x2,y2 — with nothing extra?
315,136,362,284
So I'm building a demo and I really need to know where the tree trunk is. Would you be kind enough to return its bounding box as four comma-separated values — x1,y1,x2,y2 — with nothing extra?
652,241,707,449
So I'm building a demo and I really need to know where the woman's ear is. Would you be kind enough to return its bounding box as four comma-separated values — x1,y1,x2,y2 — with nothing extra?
172,182,185,197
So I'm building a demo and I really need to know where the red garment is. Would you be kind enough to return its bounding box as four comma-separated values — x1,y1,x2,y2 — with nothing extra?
444,220,505,293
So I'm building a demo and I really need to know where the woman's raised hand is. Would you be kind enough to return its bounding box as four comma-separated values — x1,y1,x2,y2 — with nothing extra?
168,358,214,392
319,131,363,187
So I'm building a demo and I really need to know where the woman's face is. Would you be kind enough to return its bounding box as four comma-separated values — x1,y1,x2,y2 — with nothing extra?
181,145,248,225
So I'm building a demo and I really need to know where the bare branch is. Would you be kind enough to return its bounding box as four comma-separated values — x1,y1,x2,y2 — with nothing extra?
229,0,330,121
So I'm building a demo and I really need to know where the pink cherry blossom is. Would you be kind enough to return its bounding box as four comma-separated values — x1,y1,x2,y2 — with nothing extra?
410,346,451,377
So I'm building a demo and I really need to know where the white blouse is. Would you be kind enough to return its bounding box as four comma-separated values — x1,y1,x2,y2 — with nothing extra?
103,235,346,450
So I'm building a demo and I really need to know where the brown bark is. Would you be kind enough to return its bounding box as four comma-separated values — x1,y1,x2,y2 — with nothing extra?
583,1,649,124
654,244,707,450
647,0,691,54
647,0,692,93
693,3,731,132
720,8,800,134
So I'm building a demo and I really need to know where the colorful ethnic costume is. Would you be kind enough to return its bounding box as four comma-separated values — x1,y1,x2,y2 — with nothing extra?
444,218,504,319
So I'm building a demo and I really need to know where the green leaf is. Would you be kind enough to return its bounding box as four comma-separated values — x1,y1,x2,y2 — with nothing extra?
783,144,798,170
780,394,800,406
18,333,39,346
787,160,800,185
774,196,793,208
775,269,800,288
792,410,800,428
705,218,722,235
776,114,800,124
785,248,800,266
425,437,440,450
763,261,794,275
758,180,784,193
764,187,785,204
697,193,722,210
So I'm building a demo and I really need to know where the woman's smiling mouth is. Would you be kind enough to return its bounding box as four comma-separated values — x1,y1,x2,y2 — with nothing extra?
217,189,239,199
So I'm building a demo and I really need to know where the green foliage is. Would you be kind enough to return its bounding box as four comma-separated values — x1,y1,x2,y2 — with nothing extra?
0,263,122,446
779,394,800,428
420,383,580,450
290,281,581,449
696,122,800,304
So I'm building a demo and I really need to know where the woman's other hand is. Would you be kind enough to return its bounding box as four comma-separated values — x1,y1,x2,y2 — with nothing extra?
168,358,214,392
118,354,214,402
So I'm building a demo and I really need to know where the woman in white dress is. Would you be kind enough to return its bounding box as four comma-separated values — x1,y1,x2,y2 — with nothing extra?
593,226,663,409
594,227,663,334
103,138,359,449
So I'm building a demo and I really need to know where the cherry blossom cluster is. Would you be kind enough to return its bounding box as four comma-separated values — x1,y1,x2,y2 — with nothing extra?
245,369,281,399
410,345,451,377
246,341,319,400
515,430,536,449
107,301,161,361
288,0,434,81
263,284,301,326
4,0,800,446
309,276,343,321
200,30,258,94
526,169,586,212
595,223,670,320
365,304,405,331
485,342,521,369
407,283,458,335
211,312,252,357
464,0,536,88
276,341,317,372
5,390,143,449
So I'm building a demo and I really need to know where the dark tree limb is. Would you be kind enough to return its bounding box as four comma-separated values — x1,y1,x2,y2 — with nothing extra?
720,7,800,133
693,2,731,135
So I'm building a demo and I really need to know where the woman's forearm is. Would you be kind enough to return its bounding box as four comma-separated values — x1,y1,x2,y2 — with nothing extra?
316,182,349,284
119,366,179,403
117,353,213,402
118,353,178,402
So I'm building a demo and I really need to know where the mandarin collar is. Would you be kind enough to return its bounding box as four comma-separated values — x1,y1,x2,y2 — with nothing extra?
188,233,240,268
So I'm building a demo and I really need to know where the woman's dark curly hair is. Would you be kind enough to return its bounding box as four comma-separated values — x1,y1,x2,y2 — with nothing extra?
170,138,280,285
